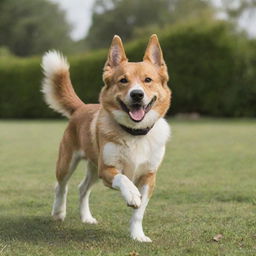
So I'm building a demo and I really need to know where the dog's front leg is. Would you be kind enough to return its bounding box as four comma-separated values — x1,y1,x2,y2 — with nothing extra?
99,164,142,208
99,142,142,208
130,172,156,242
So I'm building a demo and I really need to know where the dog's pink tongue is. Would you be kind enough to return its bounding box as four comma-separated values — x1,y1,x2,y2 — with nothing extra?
129,108,145,121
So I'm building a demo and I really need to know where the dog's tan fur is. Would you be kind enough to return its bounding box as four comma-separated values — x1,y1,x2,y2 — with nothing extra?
41,35,171,242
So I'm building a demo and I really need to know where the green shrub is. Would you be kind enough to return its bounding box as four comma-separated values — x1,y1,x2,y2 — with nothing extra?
0,19,255,118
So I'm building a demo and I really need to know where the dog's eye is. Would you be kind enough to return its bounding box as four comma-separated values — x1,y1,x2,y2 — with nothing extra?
120,78,128,84
145,77,152,83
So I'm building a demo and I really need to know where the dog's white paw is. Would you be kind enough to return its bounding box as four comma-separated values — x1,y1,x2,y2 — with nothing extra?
112,174,141,208
130,221,152,242
52,211,66,221
123,182,141,208
81,216,98,224
131,234,152,242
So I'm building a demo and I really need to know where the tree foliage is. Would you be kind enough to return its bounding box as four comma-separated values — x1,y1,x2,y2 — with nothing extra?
220,0,256,19
86,0,215,49
0,0,72,56
1,20,256,118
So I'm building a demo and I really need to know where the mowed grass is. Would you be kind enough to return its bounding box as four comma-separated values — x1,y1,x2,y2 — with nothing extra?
0,119,256,256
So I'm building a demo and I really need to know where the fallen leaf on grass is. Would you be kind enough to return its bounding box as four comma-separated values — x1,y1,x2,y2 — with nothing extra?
129,251,139,256
213,234,223,242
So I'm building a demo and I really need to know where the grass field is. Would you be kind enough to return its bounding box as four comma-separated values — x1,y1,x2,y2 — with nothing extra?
0,119,256,256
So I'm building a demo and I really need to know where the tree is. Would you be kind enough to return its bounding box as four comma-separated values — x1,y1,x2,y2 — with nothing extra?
220,0,256,20
0,0,72,56
85,0,215,49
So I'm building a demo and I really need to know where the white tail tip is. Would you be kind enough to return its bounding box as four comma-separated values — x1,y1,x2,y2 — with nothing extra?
41,50,69,78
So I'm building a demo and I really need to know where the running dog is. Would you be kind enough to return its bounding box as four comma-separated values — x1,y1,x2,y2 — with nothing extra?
41,34,171,242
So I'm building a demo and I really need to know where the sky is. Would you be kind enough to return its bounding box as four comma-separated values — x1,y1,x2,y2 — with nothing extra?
50,0,95,41
50,0,256,41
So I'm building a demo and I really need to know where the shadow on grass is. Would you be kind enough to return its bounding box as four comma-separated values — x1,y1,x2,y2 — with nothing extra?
0,216,119,243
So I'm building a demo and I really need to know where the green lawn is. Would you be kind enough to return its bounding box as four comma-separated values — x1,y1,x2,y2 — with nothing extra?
0,119,256,256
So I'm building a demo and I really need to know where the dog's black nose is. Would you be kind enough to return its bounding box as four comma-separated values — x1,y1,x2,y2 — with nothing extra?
130,90,144,102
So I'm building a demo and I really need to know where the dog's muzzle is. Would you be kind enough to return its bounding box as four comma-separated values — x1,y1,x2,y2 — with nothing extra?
117,95,157,123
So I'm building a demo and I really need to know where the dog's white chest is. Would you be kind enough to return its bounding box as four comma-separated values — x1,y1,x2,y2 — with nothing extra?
103,118,170,181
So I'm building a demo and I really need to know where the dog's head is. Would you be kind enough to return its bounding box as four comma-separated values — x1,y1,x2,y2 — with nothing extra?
100,34,171,129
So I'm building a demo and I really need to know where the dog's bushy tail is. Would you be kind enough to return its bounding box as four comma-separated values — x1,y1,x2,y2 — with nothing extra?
41,50,84,118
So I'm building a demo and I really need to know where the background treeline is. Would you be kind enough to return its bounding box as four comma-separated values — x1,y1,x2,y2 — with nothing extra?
0,0,256,118
1,0,256,56
0,20,256,118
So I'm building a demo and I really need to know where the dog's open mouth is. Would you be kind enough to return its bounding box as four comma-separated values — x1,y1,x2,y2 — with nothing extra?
117,96,157,122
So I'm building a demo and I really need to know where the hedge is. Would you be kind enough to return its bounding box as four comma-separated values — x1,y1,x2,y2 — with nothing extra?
0,19,256,118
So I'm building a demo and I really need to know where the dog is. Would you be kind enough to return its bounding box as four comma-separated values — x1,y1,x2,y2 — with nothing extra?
41,34,171,242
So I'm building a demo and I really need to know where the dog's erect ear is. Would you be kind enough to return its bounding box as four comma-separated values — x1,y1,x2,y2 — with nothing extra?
106,35,127,67
143,34,165,67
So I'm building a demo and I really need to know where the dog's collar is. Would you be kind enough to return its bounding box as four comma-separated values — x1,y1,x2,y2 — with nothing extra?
119,124,154,136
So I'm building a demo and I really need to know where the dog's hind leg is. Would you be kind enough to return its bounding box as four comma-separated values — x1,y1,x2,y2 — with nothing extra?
79,161,98,224
52,142,81,221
